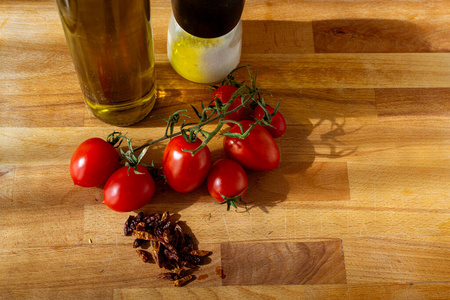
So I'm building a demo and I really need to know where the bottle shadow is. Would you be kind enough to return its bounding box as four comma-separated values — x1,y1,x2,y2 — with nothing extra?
241,18,444,54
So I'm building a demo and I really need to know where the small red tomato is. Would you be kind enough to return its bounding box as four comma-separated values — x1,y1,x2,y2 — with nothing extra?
162,136,211,193
253,105,286,138
207,158,248,206
103,165,155,212
212,85,244,121
70,137,120,187
223,120,280,171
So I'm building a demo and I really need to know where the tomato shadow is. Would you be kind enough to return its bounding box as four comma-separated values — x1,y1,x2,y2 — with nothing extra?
127,96,361,217
311,117,360,159
240,169,290,213
236,88,365,211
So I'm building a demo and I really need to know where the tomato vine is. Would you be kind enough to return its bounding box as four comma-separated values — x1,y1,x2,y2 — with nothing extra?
108,65,281,169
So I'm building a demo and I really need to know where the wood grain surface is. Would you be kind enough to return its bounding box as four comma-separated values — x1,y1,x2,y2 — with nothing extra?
1,0,449,299
221,239,346,286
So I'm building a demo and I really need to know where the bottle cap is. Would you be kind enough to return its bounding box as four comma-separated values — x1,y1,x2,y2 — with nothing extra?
171,0,245,38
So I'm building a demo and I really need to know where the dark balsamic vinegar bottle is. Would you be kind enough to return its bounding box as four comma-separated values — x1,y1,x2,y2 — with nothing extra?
167,0,245,83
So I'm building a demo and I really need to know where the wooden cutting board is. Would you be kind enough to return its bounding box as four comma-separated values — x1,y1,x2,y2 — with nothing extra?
1,0,449,298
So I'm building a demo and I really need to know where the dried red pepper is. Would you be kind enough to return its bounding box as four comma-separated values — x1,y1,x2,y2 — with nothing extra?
124,212,211,287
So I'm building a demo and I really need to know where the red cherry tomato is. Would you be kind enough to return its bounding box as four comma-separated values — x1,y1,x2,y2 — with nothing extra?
103,165,155,212
70,137,120,187
212,85,244,121
207,158,248,203
223,120,280,171
162,136,211,193
253,105,286,138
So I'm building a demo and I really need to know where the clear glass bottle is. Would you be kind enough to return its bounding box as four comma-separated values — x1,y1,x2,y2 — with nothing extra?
56,0,157,126
167,0,245,84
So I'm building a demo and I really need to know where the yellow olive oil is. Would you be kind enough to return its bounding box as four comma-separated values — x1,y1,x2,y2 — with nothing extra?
169,30,225,83
56,0,156,126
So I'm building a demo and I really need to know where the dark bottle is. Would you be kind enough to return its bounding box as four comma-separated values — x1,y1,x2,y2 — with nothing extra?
168,0,245,83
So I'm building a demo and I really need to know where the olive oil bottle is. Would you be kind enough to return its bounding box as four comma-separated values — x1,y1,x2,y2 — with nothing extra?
56,0,156,126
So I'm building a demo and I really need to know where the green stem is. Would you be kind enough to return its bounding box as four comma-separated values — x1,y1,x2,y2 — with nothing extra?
133,87,256,154
183,119,225,156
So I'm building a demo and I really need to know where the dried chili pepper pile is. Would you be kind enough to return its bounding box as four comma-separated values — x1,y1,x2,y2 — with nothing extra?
124,211,211,287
